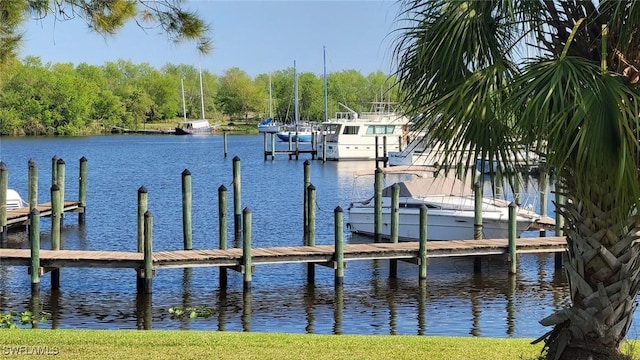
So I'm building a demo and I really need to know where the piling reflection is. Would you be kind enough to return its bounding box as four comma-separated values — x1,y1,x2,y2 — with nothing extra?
506,275,516,335
417,280,426,335
304,284,315,334
242,289,251,332
29,292,40,329
333,285,343,334
135,293,152,330
217,289,227,331
180,268,192,330
49,289,61,329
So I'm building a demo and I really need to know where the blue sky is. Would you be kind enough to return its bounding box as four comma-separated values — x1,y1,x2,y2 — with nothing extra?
19,0,402,77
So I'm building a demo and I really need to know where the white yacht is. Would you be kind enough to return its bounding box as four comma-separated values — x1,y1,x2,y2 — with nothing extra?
317,102,412,161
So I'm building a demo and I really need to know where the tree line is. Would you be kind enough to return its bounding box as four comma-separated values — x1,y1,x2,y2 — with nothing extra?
0,56,399,136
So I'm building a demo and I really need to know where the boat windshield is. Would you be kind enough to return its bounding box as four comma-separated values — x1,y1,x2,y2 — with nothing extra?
366,125,395,135
321,123,341,134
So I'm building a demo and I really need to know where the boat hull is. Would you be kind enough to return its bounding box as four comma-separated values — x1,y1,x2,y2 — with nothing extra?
347,206,534,241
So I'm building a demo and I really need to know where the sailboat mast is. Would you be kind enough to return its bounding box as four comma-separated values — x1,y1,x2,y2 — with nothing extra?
294,60,299,126
199,63,205,119
323,46,328,123
181,78,187,121
268,74,273,118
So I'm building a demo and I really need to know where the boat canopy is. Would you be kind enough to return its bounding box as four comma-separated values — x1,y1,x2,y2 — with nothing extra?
381,174,475,198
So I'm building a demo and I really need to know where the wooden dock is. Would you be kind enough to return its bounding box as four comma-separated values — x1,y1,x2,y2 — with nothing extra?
0,236,567,281
6,201,82,228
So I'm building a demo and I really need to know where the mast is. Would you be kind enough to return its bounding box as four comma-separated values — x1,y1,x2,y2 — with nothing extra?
268,73,273,118
294,60,299,126
323,46,328,123
181,78,187,121
199,62,205,119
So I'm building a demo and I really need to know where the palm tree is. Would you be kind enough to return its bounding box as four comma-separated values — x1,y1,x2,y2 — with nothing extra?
393,1,640,359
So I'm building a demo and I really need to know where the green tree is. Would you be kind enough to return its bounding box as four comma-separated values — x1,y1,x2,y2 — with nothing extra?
217,67,261,121
1,0,211,68
394,1,640,359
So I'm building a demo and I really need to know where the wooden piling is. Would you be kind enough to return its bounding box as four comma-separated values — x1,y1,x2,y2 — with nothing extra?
142,211,153,294
303,160,311,245
51,155,58,188
322,135,327,163
270,133,276,160
137,187,148,253
473,181,482,273
223,132,228,158
29,208,41,294
390,183,399,278
538,168,548,237
78,157,88,224
182,169,193,250
508,202,517,274
233,156,242,238
306,184,316,283
418,205,427,280
382,136,388,168
374,167,383,243
263,132,267,160
334,206,344,285
28,159,38,211
242,207,252,290
56,158,66,215
50,184,61,290
375,136,380,167
0,162,7,242
218,185,228,287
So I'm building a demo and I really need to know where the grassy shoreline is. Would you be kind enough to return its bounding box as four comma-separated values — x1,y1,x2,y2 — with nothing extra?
0,330,553,359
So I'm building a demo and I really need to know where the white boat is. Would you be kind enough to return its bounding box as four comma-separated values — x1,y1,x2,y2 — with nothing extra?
175,65,212,135
317,102,412,160
258,117,280,133
6,189,26,210
276,61,314,142
346,167,547,241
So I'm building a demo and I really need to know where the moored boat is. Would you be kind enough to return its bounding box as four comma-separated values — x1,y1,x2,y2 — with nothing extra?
317,102,412,161
346,167,549,241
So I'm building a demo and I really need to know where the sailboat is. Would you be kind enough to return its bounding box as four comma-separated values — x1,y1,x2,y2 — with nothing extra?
276,61,314,142
175,64,213,135
258,74,281,133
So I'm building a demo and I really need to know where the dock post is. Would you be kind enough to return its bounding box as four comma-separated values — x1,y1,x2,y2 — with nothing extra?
508,202,517,274
223,132,228,158
513,172,522,206
218,185,228,288
375,136,380,167
51,155,59,188
182,169,193,250
390,184,399,278
28,159,38,211
322,135,327,163
334,206,344,285
263,132,268,161
538,168,548,237
374,167,383,243
78,157,88,224
306,184,316,283
50,184,61,289
242,207,252,290
311,132,317,160
303,160,311,245
56,158,65,225
288,134,293,160
271,133,276,160
382,136,388,168
233,156,243,239
555,190,565,269
142,211,154,294
473,182,483,273
136,187,148,291
29,208,41,294
419,205,427,280
0,162,7,243
137,187,148,253
295,133,300,160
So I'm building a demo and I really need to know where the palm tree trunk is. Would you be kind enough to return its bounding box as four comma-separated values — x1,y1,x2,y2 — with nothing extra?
538,181,640,360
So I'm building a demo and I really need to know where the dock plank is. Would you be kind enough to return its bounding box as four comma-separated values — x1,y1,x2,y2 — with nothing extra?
0,236,568,270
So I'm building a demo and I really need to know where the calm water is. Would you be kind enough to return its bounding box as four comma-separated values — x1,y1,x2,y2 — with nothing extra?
0,134,623,338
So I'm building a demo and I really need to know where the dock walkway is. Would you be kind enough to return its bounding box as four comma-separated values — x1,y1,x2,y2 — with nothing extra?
0,236,566,271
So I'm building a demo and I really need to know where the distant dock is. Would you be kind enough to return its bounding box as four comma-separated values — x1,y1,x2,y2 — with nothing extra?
111,126,175,135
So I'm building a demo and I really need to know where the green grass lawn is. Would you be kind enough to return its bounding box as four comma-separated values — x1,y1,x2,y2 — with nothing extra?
0,330,551,360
